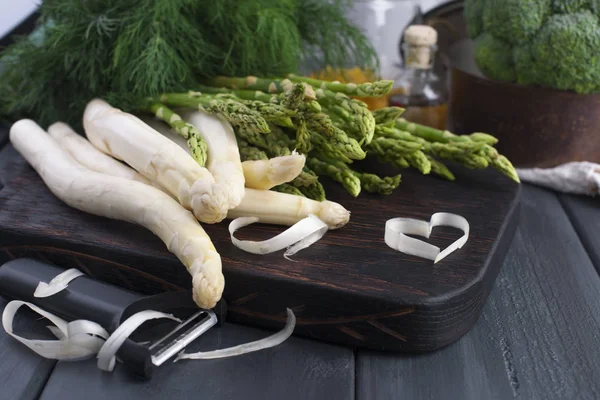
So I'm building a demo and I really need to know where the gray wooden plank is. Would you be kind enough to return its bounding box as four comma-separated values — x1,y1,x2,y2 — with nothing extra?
0,298,57,400
0,145,20,193
559,194,600,272
0,138,51,399
0,125,8,149
40,322,354,400
357,185,600,400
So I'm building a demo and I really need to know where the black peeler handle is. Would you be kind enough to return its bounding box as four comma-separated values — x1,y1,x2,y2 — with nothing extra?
0,258,142,328
0,258,155,379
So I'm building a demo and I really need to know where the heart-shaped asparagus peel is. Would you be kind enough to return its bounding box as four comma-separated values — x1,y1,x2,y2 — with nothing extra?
385,213,470,263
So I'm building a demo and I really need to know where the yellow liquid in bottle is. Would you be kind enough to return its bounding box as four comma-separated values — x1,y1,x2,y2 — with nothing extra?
388,88,448,130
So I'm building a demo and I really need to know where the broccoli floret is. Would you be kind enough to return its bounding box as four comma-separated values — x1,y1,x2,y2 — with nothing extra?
465,0,600,93
553,0,595,14
474,33,517,82
464,0,486,38
513,45,538,86
482,0,551,45
526,12,600,93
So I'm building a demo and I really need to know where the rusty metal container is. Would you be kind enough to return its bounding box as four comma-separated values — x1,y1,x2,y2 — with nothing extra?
446,39,600,168
406,1,600,168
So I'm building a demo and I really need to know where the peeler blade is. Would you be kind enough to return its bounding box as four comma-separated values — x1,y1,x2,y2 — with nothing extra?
148,310,217,366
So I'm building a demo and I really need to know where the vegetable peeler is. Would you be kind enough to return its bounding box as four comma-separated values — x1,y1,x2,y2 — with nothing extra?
0,258,226,380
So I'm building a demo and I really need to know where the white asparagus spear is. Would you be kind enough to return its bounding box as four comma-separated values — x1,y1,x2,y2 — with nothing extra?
228,189,350,230
241,154,306,190
10,119,224,309
42,123,348,229
143,117,189,150
47,122,156,187
83,99,228,224
144,117,306,190
178,109,245,208
80,114,349,230
141,119,348,228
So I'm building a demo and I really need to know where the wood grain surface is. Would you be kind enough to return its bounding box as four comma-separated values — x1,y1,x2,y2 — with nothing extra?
1,12,599,400
0,127,7,149
2,144,600,399
559,194,600,274
357,185,600,400
0,123,521,352
0,298,56,400
39,322,354,400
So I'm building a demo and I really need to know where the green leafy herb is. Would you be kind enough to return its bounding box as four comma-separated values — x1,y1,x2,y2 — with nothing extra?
0,0,378,128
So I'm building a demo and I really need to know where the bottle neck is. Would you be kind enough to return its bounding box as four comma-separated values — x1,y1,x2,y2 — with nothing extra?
406,67,433,79
403,43,437,70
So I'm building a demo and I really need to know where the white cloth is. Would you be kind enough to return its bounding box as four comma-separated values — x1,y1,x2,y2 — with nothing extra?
517,162,600,197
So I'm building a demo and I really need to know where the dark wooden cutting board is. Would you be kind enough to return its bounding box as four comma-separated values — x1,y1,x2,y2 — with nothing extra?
0,128,520,353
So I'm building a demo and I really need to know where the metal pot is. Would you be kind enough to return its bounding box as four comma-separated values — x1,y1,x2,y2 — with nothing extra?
410,1,600,168
447,39,600,168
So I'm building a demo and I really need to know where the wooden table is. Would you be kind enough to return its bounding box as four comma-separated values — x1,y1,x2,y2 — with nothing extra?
2,122,600,400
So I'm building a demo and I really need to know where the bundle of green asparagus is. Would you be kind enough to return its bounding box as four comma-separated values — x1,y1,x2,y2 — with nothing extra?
141,74,519,200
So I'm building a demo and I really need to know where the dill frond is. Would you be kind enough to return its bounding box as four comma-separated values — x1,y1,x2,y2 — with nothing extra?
0,0,378,128
296,0,379,73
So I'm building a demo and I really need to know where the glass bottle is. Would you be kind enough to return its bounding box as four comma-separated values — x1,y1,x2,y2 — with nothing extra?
388,25,448,130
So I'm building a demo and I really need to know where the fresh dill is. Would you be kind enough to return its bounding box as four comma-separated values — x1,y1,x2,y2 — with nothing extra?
0,0,378,128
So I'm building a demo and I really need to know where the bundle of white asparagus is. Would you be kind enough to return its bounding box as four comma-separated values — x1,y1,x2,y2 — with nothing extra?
9,99,351,310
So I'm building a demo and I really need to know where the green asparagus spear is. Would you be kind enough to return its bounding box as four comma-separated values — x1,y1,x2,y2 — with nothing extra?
427,156,455,181
477,145,520,183
354,171,402,195
366,137,424,170
298,180,326,201
456,153,490,169
281,83,308,110
308,156,361,197
148,103,208,166
428,142,488,169
367,136,423,155
325,110,355,139
304,112,336,137
404,151,432,175
287,74,393,97
295,119,313,154
196,85,279,103
375,124,518,180
303,100,323,113
469,132,500,145
395,118,498,145
236,122,293,157
160,92,270,134
273,184,306,197
209,76,316,100
238,140,268,161
289,167,324,200
311,130,366,163
368,127,433,172
237,126,288,156
265,124,295,155
374,125,427,144
291,168,319,187
394,157,410,169
199,82,309,114
316,89,375,143
372,107,405,125
241,100,295,128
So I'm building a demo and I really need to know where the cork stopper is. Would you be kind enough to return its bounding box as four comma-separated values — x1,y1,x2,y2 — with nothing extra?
403,25,438,69
404,25,438,47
